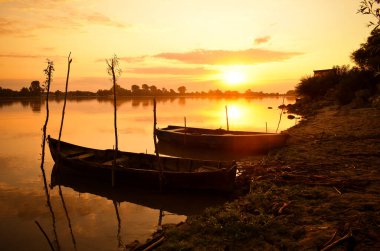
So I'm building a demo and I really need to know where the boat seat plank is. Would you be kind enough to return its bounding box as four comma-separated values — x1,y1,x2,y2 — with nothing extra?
64,151,87,158
102,157,129,165
195,166,219,172
69,153,95,160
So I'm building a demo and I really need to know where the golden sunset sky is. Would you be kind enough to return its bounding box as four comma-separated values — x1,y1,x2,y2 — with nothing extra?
0,0,372,93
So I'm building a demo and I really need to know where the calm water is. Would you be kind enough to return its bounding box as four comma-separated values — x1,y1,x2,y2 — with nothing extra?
0,96,295,251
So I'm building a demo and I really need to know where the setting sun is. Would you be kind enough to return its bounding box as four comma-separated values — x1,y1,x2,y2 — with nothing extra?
223,70,247,85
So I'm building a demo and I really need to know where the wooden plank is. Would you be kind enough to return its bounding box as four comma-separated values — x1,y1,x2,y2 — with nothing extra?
102,157,129,165
64,151,86,158
69,153,94,160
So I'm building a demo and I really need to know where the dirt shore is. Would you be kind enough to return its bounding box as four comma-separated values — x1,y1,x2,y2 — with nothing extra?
155,106,380,250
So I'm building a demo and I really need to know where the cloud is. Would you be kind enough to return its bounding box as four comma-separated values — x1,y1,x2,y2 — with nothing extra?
119,56,148,63
125,67,219,75
254,36,271,45
0,53,64,60
41,47,55,51
0,17,24,35
0,54,43,59
154,48,302,65
84,12,128,28
0,2,131,36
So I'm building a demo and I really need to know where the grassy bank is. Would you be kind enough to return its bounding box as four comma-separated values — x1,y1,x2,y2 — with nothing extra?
152,105,380,250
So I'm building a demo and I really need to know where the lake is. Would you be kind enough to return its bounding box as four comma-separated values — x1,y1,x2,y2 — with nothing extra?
0,96,295,251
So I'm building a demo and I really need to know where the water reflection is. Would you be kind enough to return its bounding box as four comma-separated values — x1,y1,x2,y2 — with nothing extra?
48,162,231,250
37,78,61,250
0,97,193,112
0,96,296,250
50,164,231,216
0,98,44,112
113,201,123,249
58,185,77,251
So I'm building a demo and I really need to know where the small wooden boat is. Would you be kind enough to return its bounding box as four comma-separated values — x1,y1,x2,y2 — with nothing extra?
155,125,289,153
48,136,237,192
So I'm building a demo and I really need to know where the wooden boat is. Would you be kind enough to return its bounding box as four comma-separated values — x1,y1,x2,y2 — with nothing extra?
155,125,289,153
48,136,237,192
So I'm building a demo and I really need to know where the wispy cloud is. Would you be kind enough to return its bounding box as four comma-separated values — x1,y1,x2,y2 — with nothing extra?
125,67,219,75
154,48,302,65
0,53,63,59
0,1,131,36
119,56,148,63
254,36,271,45
0,17,24,35
0,54,43,59
84,12,128,28
41,47,56,51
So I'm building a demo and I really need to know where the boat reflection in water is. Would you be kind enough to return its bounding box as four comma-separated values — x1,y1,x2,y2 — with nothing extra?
50,164,233,216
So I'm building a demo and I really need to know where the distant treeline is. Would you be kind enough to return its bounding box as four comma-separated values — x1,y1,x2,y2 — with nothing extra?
0,82,295,98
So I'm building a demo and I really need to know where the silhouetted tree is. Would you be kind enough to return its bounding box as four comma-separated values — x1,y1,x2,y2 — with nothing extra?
149,85,158,93
351,29,380,72
245,89,253,96
29,81,43,95
131,84,140,94
142,84,149,92
54,90,63,96
20,87,29,96
359,0,380,29
177,86,186,94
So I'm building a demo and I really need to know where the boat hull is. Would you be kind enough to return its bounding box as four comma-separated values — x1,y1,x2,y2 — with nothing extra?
156,125,289,153
48,136,236,192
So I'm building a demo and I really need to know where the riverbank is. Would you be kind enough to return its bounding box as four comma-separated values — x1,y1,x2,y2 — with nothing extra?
154,105,380,250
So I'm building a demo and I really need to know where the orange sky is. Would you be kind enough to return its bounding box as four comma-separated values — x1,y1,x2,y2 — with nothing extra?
0,0,372,93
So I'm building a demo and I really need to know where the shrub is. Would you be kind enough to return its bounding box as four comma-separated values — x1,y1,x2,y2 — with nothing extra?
334,69,377,105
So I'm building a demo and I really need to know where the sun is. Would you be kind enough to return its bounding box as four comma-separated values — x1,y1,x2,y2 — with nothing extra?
222,70,247,85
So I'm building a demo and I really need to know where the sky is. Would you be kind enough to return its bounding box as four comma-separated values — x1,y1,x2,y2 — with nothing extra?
0,0,374,93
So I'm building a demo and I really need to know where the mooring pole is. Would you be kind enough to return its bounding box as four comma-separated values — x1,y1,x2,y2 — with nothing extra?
184,116,187,145
225,105,229,131
275,97,285,133
153,98,163,191
106,55,119,188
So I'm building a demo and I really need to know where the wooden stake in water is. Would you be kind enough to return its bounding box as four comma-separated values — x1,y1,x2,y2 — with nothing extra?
58,52,72,152
184,116,187,145
275,97,285,133
225,105,229,131
153,98,163,191
266,122,268,133
106,55,121,187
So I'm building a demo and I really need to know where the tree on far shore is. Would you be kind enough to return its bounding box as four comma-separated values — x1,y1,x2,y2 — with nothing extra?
177,86,186,94
29,81,43,95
